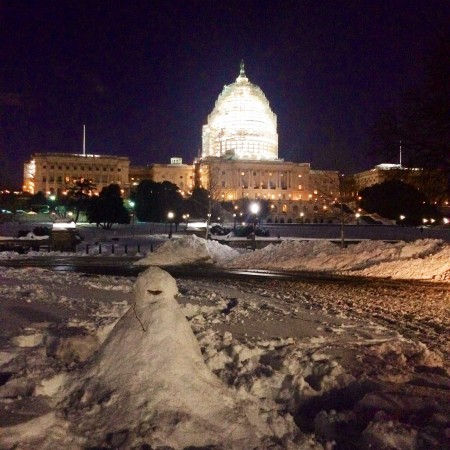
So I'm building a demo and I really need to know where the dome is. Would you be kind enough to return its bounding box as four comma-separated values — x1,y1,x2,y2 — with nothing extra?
202,61,278,161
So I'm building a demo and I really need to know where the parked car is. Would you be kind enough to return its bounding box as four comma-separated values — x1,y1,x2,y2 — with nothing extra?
233,225,270,237
209,224,231,236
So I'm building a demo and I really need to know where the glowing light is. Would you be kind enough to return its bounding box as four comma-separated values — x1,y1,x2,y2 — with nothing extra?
250,202,260,215
202,63,278,160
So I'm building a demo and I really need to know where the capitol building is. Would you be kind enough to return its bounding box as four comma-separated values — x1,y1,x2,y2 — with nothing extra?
23,62,342,224
130,62,341,223
193,62,340,223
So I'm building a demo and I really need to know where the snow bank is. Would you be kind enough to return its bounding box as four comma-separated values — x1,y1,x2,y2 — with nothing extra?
352,244,450,281
225,239,449,281
134,237,450,281
134,234,239,266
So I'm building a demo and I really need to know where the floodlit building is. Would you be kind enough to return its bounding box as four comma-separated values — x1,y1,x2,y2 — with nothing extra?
197,62,340,223
350,163,448,205
22,63,343,223
23,153,130,196
129,158,195,196
202,61,278,161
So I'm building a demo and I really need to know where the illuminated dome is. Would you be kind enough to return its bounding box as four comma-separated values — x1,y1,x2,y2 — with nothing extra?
202,61,278,160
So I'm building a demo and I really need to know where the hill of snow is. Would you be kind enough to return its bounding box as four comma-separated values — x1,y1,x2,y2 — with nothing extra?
135,236,449,282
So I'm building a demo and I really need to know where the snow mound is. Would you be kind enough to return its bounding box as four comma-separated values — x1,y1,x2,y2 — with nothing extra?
134,234,239,266
226,238,447,276
225,239,341,271
56,267,292,449
351,244,450,281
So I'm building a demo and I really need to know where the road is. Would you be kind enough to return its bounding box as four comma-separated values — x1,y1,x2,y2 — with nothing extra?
1,254,448,286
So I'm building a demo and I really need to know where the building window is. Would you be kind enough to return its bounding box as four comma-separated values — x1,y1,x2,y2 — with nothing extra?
42,177,47,182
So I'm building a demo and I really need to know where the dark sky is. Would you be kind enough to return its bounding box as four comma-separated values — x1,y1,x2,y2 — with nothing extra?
1,0,449,188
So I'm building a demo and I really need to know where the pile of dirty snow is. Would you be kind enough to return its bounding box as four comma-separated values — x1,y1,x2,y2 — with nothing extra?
134,234,239,266
225,239,448,278
351,244,450,281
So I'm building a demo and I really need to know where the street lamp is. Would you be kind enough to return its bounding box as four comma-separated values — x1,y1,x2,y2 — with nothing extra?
167,211,175,238
355,212,360,225
300,212,304,224
127,200,136,236
249,202,260,232
182,213,189,231
233,213,237,230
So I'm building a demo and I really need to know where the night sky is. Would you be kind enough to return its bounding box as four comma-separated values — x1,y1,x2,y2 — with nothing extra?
1,0,449,189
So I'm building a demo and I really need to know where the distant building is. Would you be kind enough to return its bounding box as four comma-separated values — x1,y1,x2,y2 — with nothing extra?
202,61,278,161
129,158,195,196
23,153,130,196
350,164,448,204
22,63,344,224
196,62,340,223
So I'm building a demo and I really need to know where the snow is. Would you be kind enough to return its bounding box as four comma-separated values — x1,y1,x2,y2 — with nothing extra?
224,238,449,281
57,267,289,449
0,228,449,448
133,236,450,282
134,234,240,266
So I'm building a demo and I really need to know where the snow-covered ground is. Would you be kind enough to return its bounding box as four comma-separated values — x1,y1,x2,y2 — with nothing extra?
1,231,449,448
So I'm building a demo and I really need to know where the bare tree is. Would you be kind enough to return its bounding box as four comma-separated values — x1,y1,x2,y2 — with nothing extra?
201,160,224,239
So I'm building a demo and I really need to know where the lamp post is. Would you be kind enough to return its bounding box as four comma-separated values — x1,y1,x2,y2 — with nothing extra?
233,213,237,230
249,203,260,250
300,212,304,224
128,200,135,237
355,212,360,225
250,202,260,231
182,213,189,231
167,211,174,238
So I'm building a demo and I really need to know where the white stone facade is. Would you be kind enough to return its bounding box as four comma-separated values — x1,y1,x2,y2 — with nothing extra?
23,153,129,196
202,62,278,161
